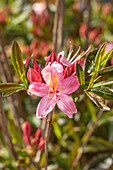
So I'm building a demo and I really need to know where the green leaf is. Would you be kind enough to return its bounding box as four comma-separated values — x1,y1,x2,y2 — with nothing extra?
98,65,113,74
53,122,62,139
75,63,85,88
91,87,113,100
87,43,106,90
84,49,97,74
86,92,110,111
100,49,113,68
94,42,106,73
93,79,113,88
86,98,97,123
11,41,27,86
8,120,24,147
0,83,26,97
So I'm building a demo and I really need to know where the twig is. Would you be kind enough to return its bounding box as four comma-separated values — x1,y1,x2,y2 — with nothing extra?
0,31,26,120
71,110,103,170
85,0,91,49
0,95,23,170
45,109,54,170
53,0,65,53
0,52,22,135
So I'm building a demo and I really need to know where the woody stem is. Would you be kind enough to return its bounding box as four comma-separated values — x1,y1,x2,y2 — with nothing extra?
44,109,54,170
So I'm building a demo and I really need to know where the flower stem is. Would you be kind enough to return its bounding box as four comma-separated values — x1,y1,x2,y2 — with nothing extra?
71,110,103,170
45,109,54,170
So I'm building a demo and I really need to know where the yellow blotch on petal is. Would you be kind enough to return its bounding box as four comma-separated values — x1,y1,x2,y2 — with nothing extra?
48,74,58,91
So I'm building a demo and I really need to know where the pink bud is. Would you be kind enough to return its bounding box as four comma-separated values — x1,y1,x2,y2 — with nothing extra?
34,60,41,74
31,134,38,146
45,51,57,66
35,129,42,140
38,137,45,150
23,134,31,145
22,121,31,136
25,57,30,68
49,51,57,63
27,67,42,83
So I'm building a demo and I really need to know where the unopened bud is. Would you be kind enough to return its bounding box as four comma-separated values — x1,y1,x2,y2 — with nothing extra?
22,121,31,137
38,137,45,150
35,129,42,140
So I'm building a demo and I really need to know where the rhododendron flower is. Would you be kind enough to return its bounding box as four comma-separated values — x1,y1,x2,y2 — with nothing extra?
28,61,80,118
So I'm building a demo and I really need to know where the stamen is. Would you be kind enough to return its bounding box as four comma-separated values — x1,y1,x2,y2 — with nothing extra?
48,89,53,98
70,46,80,62
72,45,91,64
57,86,61,95
67,41,73,61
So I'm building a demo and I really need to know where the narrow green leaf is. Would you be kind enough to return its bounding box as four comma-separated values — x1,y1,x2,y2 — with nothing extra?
86,92,110,111
99,65,113,74
75,63,85,88
93,79,113,88
91,87,113,100
94,42,106,73
84,49,97,74
53,122,62,139
11,41,27,85
8,120,24,147
87,43,106,90
100,49,113,68
0,83,26,97
0,83,26,92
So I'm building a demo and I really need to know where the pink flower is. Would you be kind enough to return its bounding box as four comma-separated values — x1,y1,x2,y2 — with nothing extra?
28,61,80,118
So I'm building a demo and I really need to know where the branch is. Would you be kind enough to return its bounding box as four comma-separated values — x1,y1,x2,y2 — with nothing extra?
0,31,26,121
71,110,103,170
0,95,23,170
45,110,54,170
53,0,65,53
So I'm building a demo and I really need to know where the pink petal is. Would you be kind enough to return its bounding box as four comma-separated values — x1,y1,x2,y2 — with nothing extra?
61,76,80,95
42,61,63,86
106,42,113,53
25,57,30,67
34,60,41,74
57,94,77,118
36,96,56,118
28,82,49,97
58,51,71,66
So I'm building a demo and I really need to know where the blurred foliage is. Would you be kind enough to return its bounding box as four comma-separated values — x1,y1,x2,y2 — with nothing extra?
0,0,113,170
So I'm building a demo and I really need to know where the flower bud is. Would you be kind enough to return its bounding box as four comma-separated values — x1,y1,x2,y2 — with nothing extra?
32,134,38,146
22,121,31,137
23,134,31,145
35,129,42,140
27,67,42,83
38,137,45,150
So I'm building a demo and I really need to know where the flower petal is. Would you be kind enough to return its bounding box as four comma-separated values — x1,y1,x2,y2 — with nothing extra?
42,61,63,87
58,51,71,66
28,82,49,97
57,94,77,118
36,96,56,118
34,60,41,74
61,76,80,95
